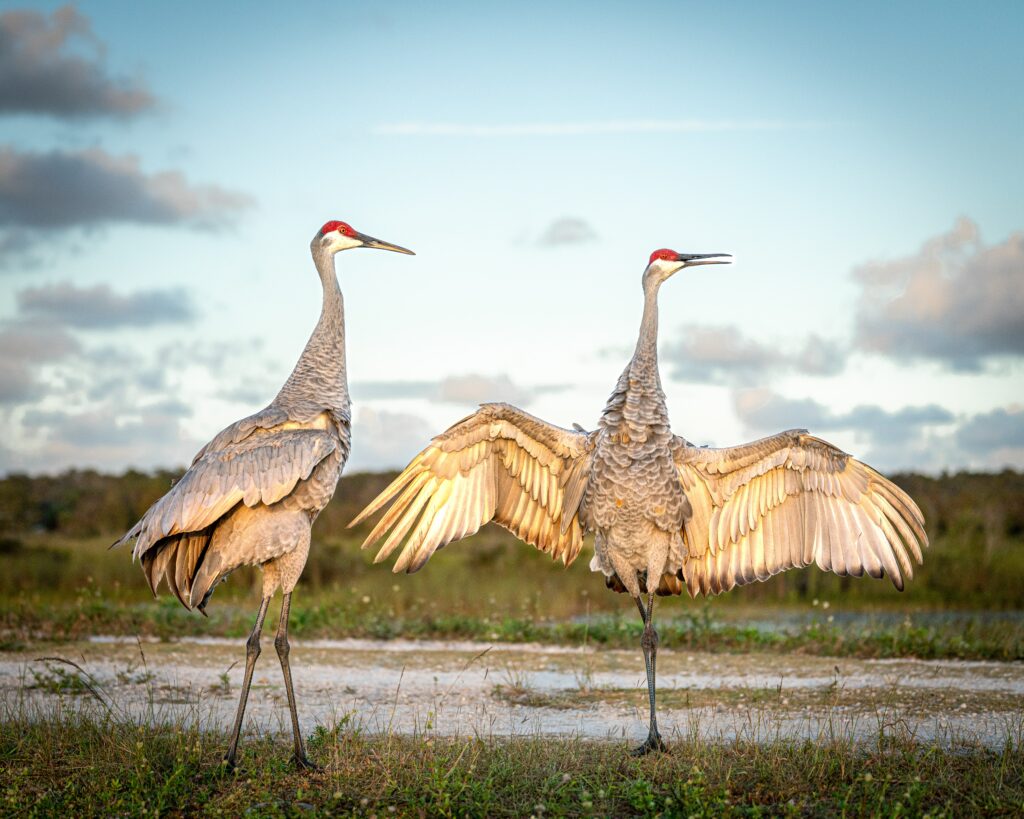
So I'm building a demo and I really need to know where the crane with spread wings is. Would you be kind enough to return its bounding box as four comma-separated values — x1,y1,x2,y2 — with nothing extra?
350,248,927,755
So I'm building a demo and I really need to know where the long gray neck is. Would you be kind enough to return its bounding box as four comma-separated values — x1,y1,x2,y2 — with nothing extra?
631,278,661,384
599,278,668,434
273,241,349,415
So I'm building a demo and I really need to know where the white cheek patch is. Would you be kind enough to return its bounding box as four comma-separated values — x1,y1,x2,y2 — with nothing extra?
650,259,683,276
327,234,363,252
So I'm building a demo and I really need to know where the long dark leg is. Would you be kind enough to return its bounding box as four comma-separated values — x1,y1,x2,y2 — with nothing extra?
632,590,666,756
224,595,271,769
274,592,317,770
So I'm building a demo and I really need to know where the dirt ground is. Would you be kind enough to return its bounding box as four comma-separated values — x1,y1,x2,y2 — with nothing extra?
4,636,1022,748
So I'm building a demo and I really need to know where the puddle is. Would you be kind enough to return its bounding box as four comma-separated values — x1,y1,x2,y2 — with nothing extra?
3,637,1022,748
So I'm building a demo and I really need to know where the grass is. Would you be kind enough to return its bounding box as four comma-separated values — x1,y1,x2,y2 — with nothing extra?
1,700,1021,817
3,588,1023,662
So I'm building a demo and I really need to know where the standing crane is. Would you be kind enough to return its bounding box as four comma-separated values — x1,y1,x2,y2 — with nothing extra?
350,247,928,756
114,220,413,769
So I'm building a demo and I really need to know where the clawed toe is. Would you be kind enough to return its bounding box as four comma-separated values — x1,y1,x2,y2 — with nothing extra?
291,753,321,771
631,734,667,756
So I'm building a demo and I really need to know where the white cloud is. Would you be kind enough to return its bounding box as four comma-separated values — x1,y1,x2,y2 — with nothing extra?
664,325,846,384
0,320,78,403
346,408,433,472
853,217,1024,370
436,374,535,406
353,373,561,407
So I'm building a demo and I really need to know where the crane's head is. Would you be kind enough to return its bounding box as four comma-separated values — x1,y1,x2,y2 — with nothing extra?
644,248,731,286
316,220,415,256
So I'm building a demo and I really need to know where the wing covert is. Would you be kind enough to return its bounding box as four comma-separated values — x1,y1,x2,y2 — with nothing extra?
122,428,336,560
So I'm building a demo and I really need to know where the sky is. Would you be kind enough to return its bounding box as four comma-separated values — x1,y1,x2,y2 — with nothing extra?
0,0,1022,476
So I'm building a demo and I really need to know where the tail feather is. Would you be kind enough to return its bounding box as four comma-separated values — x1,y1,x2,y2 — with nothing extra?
110,520,142,552
189,547,225,611
137,530,214,611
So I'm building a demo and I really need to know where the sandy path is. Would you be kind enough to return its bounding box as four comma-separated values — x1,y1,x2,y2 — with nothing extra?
3,636,1021,748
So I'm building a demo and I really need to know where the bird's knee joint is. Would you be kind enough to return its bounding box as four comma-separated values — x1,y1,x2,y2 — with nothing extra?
246,634,261,658
641,626,659,652
274,635,290,658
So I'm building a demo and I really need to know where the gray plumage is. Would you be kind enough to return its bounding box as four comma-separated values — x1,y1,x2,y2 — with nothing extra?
351,248,928,754
114,220,413,768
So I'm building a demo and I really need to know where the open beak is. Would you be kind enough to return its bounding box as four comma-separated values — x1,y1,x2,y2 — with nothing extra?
357,232,415,255
677,252,731,267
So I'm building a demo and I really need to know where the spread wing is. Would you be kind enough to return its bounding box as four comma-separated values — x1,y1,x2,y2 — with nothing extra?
672,430,927,596
350,403,595,573
115,428,337,561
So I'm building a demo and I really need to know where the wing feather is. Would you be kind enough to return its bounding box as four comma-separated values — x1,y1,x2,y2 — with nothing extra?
351,403,595,572
675,430,927,596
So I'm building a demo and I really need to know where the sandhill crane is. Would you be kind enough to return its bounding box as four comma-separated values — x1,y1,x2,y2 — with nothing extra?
351,247,928,756
114,220,413,769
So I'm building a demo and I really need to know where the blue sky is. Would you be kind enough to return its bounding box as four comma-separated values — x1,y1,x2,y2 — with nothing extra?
1,1,1022,475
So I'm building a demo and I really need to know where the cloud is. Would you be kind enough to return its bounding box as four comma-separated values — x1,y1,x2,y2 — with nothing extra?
0,321,78,403
735,388,954,439
352,381,435,401
346,408,434,472
955,407,1024,454
12,399,198,473
373,119,828,137
0,147,252,231
853,217,1024,371
352,373,562,407
436,374,536,406
17,281,196,328
664,325,846,384
536,217,597,248
0,4,154,119
732,388,975,471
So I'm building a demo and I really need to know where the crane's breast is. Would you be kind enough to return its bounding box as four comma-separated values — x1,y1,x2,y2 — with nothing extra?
584,439,688,533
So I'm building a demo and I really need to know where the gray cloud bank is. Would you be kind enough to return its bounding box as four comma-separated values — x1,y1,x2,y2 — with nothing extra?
0,147,252,230
0,5,154,119
537,217,597,247
734,388,1022,472
17,281,196,328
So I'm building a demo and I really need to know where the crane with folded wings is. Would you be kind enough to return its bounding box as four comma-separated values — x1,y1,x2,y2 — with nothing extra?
114,219,413,769
351,247,927,756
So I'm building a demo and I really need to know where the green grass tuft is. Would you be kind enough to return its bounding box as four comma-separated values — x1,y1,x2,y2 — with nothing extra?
1,704,1021,817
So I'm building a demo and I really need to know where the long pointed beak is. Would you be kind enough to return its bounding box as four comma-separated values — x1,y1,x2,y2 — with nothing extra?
356,232,415,255
677,252,731,267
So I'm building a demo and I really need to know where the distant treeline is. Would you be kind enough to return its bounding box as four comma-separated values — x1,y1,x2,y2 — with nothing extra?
0,468,395,540
1,468,1023,608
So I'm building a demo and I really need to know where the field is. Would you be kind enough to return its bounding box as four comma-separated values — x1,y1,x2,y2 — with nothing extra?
1,468,1023,815
4,709,1022,816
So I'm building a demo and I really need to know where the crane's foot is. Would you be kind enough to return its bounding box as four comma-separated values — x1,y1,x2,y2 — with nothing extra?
291,752,321,772
631,732,667,757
